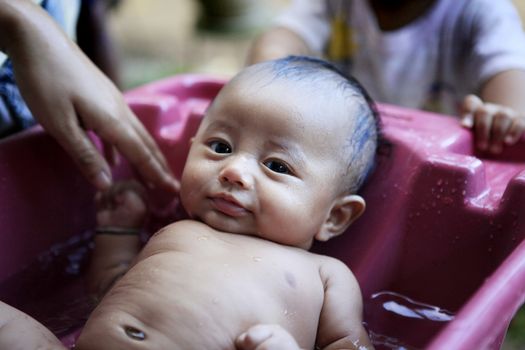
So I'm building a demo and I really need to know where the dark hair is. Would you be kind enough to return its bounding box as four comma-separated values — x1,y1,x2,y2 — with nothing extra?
261,55,381,193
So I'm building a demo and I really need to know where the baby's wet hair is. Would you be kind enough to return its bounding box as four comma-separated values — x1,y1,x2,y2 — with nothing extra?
253,55,381,193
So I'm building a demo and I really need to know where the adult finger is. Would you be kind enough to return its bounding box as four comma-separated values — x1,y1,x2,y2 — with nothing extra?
100,121,178,193
488,110,513,154
102,140,119,167
460,95,483,128
473,107,492,152
505,116,525,145
127,111,171,173
53,121,113,191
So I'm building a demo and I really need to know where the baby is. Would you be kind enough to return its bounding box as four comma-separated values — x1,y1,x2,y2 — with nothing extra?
76,56,380,350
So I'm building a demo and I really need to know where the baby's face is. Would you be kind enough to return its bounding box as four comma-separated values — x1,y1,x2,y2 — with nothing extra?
180,74,357,248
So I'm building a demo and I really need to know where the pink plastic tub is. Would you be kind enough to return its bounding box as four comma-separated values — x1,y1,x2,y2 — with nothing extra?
1,75,524,349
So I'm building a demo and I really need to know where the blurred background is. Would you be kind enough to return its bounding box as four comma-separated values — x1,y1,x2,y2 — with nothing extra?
94,0,289,89
84,0,525,348
96,0,525,90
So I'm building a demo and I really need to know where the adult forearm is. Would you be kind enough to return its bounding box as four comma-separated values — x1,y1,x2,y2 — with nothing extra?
246,27,313,65
0,0,46,52
481,69,525,115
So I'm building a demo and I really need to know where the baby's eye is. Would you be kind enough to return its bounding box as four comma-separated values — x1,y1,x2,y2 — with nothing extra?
209,140,232,154
264,160,291,174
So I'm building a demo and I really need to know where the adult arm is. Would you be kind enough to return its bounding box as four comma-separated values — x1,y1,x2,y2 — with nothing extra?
461,70,525,154
246,0,330,65
459,1,525,154
86,181,145,298
0,0,178,192
246,27,312,65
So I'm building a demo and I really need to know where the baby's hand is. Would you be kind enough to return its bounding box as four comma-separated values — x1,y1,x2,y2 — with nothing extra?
235,324,302,350
96,180,148,230
460,95,525,154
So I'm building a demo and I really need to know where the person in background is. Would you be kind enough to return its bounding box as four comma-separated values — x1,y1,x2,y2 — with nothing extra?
247,0,525,155
0,0,178,192
77,0,122,87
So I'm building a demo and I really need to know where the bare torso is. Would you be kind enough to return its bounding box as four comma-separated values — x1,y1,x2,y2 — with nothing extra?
76,220,330,350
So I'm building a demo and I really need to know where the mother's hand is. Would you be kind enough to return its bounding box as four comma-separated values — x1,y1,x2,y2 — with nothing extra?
0,0,179,192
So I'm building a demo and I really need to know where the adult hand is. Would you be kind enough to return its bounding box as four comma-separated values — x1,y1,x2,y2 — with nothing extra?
460,94,525,154
0,0,179,192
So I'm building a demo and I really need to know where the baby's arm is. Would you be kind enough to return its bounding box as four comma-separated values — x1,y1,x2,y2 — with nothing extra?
460,70,525,154
246,27,312,65
0,301,66,350
316,257,374,350
86,181,147,299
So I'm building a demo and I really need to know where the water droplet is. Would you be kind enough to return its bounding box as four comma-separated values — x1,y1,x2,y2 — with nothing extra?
198,235,209,241
436,179,443,186
124,326,146,341
451,188,457,194
461,190,467,195
252,256,262,262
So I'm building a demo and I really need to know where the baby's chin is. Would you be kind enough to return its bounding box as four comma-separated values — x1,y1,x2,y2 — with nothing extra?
193,212,256,236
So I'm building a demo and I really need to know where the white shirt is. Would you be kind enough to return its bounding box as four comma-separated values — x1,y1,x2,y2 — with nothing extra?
276,0,525,115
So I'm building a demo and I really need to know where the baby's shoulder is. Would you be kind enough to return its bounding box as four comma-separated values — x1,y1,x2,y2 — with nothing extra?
312,254,358,286
152,219,213,237
145,220,218,252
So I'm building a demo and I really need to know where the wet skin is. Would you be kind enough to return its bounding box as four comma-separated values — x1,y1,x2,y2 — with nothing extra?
76,220,350,349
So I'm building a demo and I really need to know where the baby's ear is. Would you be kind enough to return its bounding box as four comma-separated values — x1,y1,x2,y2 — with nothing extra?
315,195,365,242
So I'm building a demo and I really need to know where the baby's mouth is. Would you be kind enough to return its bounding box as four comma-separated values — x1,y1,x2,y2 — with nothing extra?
209,195,250,217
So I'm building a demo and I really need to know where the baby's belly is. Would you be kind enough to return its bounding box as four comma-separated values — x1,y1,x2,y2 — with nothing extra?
76,252,322,350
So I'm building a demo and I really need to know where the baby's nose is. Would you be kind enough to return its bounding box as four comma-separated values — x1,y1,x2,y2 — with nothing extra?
219,156,254,189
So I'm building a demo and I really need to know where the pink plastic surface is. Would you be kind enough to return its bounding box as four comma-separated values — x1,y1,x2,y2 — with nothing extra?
1,74,524,349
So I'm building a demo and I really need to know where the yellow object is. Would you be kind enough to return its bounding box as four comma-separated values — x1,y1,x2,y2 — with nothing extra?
327,12,356,62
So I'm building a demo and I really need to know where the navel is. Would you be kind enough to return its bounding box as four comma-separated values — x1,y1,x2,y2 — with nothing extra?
124,325,146,341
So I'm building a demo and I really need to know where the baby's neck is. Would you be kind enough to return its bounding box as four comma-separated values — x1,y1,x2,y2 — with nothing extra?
368,0,438,31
